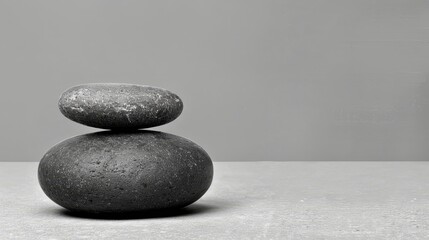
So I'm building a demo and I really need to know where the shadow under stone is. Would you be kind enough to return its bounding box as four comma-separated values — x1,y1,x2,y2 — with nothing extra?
52,203,222,220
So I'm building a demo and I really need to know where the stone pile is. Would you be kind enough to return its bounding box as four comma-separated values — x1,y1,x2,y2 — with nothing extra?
38,83,213,214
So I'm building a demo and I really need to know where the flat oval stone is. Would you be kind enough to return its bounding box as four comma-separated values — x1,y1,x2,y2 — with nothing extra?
38,131,213,214
58,83,183,129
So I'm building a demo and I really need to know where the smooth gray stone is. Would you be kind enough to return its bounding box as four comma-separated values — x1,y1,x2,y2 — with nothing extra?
38,131,213,214
58,83,183,129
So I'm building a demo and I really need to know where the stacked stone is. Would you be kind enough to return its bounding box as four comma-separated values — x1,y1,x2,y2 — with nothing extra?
38,83,213,214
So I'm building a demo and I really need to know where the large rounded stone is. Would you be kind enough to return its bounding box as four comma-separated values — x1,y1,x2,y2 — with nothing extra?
58,83,183,129
38,131,213,214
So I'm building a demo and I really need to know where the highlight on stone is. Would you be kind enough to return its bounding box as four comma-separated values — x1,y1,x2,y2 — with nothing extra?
38,83,213,215
58,83,183,130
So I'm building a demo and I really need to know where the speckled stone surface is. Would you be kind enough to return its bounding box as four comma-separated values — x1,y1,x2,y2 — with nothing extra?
4,162,429,239
38,130,213,214
58,83,183,129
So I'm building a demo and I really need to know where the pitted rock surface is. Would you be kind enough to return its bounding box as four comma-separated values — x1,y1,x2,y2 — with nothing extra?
38,130,213,214
58,83,183,129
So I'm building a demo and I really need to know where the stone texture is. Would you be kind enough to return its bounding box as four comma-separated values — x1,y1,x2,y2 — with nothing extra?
58,83,183,129
38,130,213,214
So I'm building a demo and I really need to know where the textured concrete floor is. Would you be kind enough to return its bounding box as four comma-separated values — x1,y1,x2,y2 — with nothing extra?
1,162,429,239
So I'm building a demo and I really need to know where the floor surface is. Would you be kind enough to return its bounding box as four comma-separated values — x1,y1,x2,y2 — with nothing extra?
1,162,429,239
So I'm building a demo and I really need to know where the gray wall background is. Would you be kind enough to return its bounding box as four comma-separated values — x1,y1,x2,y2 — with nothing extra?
1,0,428,162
